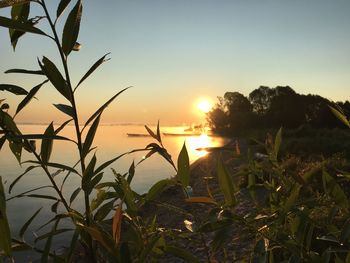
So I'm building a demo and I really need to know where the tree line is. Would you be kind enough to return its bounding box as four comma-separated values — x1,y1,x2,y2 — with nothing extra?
207,86,350,134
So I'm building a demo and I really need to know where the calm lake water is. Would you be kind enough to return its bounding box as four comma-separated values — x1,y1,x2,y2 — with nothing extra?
0,124,227,261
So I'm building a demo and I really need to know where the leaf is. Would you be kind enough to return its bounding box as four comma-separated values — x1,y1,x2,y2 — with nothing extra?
0,83,28,95
41,219,59,263
112,205,122,244
16,80,48,115
40,122,54,164
39,56,71,101
78,224,117,257
9,137,22,163
62,0,82,56
6,133,72,142
0,0,30,8
127,161,135,184
0,16,46,35
69,187,81,205
55,119,73,135
65,228,80,262
177,142,190,186
82,154,97,192
283,184,301,213
0,176,12,256
75,53,110,91
273,127,282,160
156,120,162,144
94,152,128,175
82,114,100,158
83,87,129,130
9,2,29,49
163,246,200,263
9,165,38,193
329,106,350,128
53,103,74,117
19,207,41,239
145,125,157,141
56,0,71,19
24,194,58,201
217,157,236,207
146,179,173,201
185,196,216,204
323,169,348,208
5,68,44,75
24,161,79,174
93,200,113,221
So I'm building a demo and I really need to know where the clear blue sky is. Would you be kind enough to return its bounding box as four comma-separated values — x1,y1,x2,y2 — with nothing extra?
0,0,349,125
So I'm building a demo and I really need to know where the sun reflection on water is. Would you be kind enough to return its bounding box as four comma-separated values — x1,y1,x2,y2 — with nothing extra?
186,133,211,159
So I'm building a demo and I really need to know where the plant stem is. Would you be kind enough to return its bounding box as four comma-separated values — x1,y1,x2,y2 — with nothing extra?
40,0,95,260
40,0,91,225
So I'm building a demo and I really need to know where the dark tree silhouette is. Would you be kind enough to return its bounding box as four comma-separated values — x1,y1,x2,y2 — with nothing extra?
207,85,348,134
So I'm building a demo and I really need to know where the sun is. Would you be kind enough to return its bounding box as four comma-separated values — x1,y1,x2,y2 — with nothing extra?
197,99,212,113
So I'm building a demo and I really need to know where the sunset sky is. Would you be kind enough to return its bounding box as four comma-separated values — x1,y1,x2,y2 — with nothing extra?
0,0,349,125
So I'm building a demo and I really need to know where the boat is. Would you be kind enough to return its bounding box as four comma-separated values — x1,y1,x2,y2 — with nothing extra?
127,133,151,137
162,132,202,137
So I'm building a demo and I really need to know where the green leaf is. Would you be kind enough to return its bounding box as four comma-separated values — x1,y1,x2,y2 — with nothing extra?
146,179,172,201
127,161,135,184
62,0,82,56
0,84,28,95
9,2,29,50
78,224,118,257
82,154,97,193
65,228,80,262
82,114,100,158
329,106,350,128
9,165,38,193
145,125,157,141
94,152,128,175
93,200,113,221
322,169,348,208
56,0,71,19
5,68,44,75
0,16,46,35
39,57,71,101
53,103,74,117
75,53,110,91
273,127,282,160
9,137,22,163
19,207,41,239
24,160,79,175
0,0,30,8
41,219,59,263
24,194,59,201
69,187,81,205
0,110,21,135
283,184,301,213
156,120,162,144
55,119,73,135
40,122,54,164
16,80,48,116
83,87,129,130
217,157,236,207
177,142,190,186
0,176,12,257
119,176,137,213
163,246,200,263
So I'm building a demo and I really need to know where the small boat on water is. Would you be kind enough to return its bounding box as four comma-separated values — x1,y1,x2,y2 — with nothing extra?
127,133,151,137
162,132,202,137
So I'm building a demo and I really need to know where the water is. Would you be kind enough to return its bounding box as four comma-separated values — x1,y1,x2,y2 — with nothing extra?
0,124,227,261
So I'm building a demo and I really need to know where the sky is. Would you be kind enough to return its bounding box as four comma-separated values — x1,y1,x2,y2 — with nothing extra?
0,0,349,125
